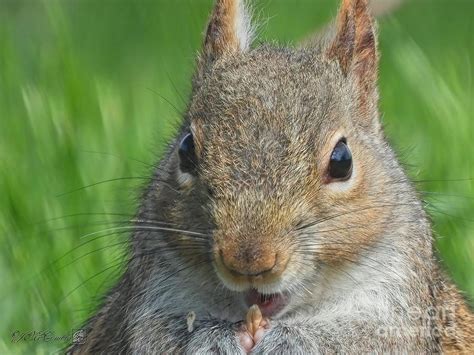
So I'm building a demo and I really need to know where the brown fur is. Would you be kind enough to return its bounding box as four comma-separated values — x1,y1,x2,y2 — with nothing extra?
204,0,240,56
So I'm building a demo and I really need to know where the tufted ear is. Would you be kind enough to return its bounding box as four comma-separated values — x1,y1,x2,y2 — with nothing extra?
202,0,253,61
328,0,378,102
193,0,254,90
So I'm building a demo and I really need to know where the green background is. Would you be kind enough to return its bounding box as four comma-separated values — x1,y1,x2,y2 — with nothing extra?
1,0,472,353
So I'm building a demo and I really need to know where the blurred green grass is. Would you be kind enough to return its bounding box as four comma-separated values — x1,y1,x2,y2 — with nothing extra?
0,0,472,353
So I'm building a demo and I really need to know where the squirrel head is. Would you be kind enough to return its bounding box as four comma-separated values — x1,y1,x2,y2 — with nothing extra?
166,0,403,296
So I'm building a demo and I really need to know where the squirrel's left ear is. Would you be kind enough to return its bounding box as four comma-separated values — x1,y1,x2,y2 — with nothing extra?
201,0,253,61
328,0,378,106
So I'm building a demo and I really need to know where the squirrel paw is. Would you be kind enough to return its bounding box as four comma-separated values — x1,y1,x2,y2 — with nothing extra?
237,305,270,353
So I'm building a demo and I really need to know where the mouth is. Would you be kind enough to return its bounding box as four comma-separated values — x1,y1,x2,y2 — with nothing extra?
244,289,289,318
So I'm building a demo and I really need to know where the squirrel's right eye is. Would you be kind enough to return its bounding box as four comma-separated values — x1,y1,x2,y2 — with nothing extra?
178,133,197,174
327,139,352,182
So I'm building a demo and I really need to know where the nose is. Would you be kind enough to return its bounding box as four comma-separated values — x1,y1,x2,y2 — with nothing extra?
220,247,278,277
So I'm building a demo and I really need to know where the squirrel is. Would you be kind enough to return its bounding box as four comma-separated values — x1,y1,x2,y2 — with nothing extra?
68,0,473,353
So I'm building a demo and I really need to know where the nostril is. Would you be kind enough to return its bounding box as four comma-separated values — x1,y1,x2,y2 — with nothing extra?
219,249,278,277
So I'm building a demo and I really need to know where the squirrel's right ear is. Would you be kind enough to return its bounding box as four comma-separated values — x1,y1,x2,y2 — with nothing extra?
327,0,378,105
197,0,253,71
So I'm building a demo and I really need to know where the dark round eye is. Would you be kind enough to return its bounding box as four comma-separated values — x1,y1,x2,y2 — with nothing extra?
328,139,352,181
178,132,197,174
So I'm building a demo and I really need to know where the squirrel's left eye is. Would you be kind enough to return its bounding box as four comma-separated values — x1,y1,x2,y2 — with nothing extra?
178,133,197,174
327,139,352,182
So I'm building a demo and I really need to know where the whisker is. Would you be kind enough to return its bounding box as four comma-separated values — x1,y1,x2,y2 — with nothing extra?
78,225,209,240
297,201,418,232
412,177,473,183
78,149,154,168
165,72,188,106
56,177,152,197
421,190,474,200
297,218,421,242
146,87,183,116
58,242,209,273
60,261,126,305
56,176,181,197
33,212,135,225
425,204,474,223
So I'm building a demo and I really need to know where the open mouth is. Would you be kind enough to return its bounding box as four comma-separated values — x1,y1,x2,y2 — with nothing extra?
244,289,289,317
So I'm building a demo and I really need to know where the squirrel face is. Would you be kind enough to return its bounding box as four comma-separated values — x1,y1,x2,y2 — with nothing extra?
168,0,401,305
